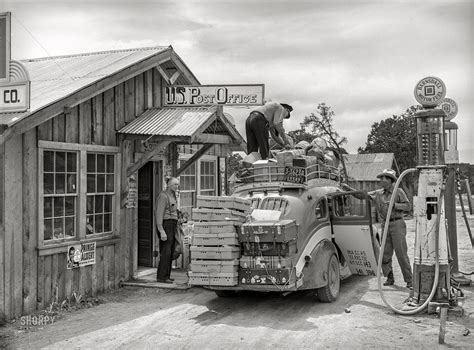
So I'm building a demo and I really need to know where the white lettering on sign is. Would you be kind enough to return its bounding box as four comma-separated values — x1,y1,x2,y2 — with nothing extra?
0,82,30,112
164,84,264,107
413,76,446,107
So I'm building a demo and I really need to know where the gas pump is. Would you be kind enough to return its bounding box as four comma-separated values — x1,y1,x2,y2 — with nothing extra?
412,107,450,304
377,77,457,315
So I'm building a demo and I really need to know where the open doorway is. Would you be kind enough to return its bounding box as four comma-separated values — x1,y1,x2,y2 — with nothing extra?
137,161,162,268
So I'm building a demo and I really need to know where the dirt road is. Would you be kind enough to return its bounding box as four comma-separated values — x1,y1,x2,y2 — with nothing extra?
1,214,473,349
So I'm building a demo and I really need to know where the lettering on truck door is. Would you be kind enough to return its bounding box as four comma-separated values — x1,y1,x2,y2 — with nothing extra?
329,192,380,276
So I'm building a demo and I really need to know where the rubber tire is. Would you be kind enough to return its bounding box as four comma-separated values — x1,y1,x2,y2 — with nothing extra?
316,253,340,303
214,290,238,298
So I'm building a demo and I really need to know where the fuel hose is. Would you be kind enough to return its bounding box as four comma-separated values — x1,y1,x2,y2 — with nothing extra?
377,168,443,315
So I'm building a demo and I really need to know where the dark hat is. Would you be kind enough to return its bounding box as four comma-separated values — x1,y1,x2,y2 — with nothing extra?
280,103,293,112
376,168,397,182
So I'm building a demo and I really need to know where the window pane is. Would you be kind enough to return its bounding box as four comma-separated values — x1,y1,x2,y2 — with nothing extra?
67,152,76,172
54,197,64,217
67,174,76,193
44,174,54,194
106,174,114,192
44,198,53,218
87,196,94,214
104,213,112,232
95,195,103,213
53,218,64,239
104,195,112,213
87,174,96,193
95,214,103,233
65,217,75,237
56,174,65,194
44,219,53,240
87,154,96,173
86,215,94,235
65,197,75,216
56,152,65,172
106,155,114,173
97,174,105,192
97,154,105,173
44,151,54,172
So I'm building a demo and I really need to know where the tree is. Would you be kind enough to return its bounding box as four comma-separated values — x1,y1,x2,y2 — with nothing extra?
358,105,421,172
358,105,422,203
294,103,349,181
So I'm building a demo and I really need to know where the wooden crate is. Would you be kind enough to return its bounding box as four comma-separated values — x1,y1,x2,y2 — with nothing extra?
190,246,240,260
188,271,238,286
192,221,239,234
191,208,247,222
193,233,239,246
190,259,239,273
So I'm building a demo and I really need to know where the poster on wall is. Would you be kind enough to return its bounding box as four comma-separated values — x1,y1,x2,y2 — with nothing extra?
67,242,96,269
125,174,137,208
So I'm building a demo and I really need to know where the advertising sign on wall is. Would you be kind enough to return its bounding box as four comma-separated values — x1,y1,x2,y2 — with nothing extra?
67,242,96,269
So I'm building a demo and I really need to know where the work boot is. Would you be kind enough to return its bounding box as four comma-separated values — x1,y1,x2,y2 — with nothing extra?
406,281,413,289
383,272,395,286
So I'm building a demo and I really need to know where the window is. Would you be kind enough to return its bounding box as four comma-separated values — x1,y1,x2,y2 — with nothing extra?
260,197,289,215
315,198,328,220
200,160,215,196
39,141,119,245
86,153,115,235
179,162,196,217
43,151,77,240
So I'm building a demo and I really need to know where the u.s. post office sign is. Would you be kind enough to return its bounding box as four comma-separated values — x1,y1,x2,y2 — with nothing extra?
164,84,265,107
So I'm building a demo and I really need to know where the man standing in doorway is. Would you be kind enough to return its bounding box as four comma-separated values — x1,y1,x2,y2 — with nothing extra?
155,177,179,284
344,168,413,288
245,102,293,159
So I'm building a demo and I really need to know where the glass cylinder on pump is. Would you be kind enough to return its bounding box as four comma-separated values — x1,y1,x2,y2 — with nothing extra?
414,109,446,167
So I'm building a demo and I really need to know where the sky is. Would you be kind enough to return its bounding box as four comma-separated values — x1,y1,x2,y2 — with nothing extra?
2,0,474,163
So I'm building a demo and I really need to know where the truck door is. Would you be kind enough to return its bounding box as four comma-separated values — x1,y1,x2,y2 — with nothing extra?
329,191,379,276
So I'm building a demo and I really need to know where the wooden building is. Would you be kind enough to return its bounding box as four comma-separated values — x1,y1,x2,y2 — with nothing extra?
0,46,245,319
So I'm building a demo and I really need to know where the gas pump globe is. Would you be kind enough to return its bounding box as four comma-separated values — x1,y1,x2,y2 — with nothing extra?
414,109,446,166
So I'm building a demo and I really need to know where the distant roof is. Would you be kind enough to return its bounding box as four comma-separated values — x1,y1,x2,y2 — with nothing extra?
344,153,395,181
0,46,199,127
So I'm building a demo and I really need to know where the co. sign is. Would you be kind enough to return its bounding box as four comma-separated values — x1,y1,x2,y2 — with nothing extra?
0,82,30,112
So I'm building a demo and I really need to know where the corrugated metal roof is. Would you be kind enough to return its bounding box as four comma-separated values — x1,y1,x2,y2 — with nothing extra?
344,153,395,181
118,107,215,138
0,46,171,126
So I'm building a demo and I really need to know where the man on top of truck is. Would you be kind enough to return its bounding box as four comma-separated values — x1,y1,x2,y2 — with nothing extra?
245,101,293,159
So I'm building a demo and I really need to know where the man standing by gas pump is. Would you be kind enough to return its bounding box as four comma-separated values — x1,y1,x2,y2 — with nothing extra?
344,168,412,288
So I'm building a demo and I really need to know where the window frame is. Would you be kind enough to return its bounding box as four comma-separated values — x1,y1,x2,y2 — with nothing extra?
38,141,121,248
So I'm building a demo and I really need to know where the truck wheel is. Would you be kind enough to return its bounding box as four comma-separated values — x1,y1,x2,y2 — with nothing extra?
214,290,238,298
316,253,340,303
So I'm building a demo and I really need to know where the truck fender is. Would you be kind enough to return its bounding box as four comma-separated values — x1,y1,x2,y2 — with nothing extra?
302,239,338,290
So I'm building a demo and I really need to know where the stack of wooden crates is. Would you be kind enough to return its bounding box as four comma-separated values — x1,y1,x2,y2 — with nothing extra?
188,196,251,286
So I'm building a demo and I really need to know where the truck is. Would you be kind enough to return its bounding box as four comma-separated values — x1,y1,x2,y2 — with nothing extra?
188,161,380,302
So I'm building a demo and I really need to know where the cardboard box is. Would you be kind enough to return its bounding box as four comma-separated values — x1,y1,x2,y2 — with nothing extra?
275,149,305,167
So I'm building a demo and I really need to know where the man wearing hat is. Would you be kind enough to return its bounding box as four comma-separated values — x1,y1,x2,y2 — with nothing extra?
344,168,412,288
245,101,293,159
